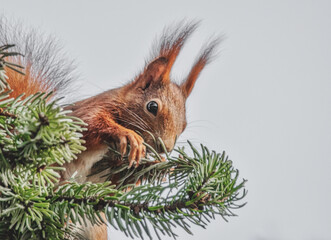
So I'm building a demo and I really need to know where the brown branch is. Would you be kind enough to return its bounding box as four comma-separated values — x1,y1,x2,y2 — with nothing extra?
0,108,16,118
45,192,216,217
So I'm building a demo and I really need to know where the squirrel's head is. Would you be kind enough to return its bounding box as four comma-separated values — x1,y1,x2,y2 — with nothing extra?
119,21,220,153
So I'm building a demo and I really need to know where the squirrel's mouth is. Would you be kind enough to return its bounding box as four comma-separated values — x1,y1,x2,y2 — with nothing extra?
133,131,175,154
147,137,174,154
143,140,167,155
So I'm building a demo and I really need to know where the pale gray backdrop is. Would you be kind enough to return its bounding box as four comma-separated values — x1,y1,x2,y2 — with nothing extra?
1,1,331,240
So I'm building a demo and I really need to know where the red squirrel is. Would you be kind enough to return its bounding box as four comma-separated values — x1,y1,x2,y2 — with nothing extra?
1,18,219,239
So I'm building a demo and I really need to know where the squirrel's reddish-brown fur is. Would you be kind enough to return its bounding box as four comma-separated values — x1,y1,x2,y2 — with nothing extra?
2,18,220,239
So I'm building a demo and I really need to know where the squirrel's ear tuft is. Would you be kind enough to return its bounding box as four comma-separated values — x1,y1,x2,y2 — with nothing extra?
134,20,200,90
181,37,221,98
151,20,199,80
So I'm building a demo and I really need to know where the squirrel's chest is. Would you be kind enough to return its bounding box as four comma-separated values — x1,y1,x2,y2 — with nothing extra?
62,144,109,182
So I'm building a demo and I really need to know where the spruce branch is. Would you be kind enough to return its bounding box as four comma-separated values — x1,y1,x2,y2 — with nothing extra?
0,44,247,239
89,142,247,239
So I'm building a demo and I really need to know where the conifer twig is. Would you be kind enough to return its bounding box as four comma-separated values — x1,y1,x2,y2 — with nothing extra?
0,44,247,240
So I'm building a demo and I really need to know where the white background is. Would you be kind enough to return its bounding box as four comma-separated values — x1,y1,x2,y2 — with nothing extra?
2,1,331,239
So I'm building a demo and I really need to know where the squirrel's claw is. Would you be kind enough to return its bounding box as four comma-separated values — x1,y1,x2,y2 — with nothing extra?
119,136,127,157
119,130,145,168
135,144,146,168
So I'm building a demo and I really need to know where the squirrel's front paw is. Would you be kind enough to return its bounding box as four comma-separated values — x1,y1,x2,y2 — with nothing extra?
118,129,146,168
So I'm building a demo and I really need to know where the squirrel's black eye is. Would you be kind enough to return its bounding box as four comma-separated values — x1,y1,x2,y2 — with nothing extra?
147,101,158,116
